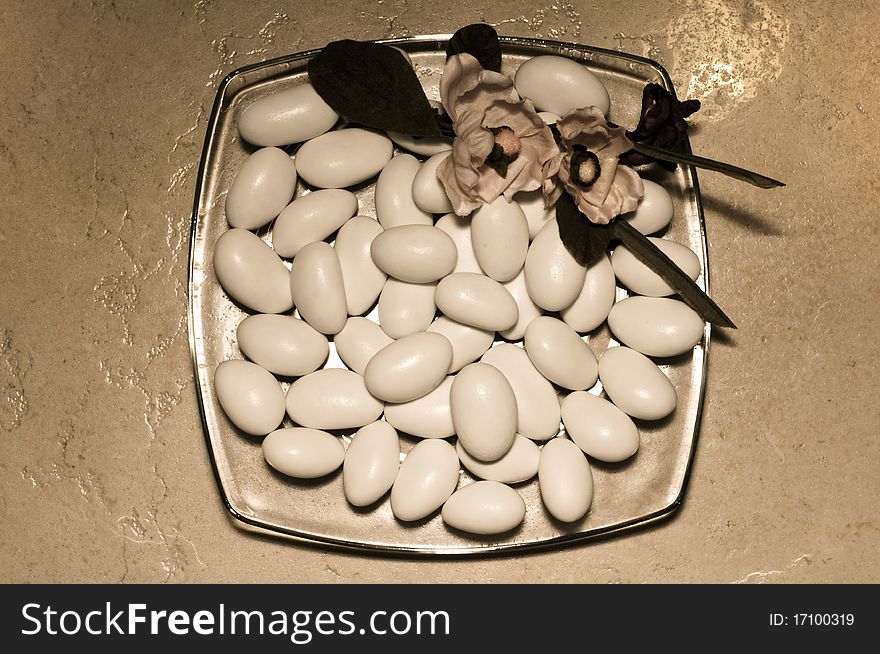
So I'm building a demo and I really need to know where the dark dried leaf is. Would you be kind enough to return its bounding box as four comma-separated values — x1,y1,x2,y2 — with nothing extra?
308,40,440,137
613,220,736,328
555,194,614,266
446,23,502,72
631,143,785,189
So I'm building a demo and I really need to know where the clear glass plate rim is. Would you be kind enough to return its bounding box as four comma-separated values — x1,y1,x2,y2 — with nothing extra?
187,34,713,556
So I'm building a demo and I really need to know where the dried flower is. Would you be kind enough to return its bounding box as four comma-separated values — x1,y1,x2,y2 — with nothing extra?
621,83,701,166
437,54,559,216
543,107,644,224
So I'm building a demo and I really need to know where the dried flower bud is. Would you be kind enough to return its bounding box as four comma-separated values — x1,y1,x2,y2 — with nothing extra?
621,83,700,166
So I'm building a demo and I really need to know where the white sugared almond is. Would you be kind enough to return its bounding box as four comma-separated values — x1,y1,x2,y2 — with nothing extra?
295,128,393,189
371,225,458,283
390,439,460,522
214,228,293,314
451,363,518,463
435,273,518,332
561,392,639,463
285,369,384,430
225,147,297,230
343,421,401,507
524,316,598,391
598,346,677,420
538,438,594,522
289,241,347,335
364,333,453,403
442,481,525,535
215,360,285,436
238,82,338,147
263,427,345,479
608,297,704,358
273,189,357,258
236,314,328,377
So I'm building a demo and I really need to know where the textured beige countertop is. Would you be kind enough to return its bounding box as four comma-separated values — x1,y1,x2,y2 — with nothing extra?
1,0,877,583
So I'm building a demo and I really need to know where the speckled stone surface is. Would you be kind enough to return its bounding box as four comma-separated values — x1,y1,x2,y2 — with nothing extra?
1,0,877,583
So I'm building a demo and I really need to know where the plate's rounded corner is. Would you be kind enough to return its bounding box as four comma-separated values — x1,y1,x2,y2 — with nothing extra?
220,492,251,526
630,53,676,89
658,495,685,521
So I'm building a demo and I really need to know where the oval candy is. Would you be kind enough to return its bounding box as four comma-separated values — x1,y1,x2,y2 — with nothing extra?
524,316,598,391
442,481,525,535
611,238,701,297
455,434,540,484
375,154,433,229
238,82,338,147
390,439,460,522
598,346,677,420
621,179,674,235
470,197,529,282
333,317,393,375
334,216,387,315
451,363,518,462
370,225,458,283
295,128,393,189
538,437,594,522
524,218,587,312
514,55,610,116
607,296,704,358
214,228,293,314
481,343,561,441
560,254,616,333
289,241,347,335
236,314,328,377
412,152,454,214
262,427,344,479
225,147,297,230
214,360,285,436
342,421,400,506
384,376,455,439
377,278,437,339
272,189,358,258
364,332,452,403
561,392,639,463
435,272,518,332
285,369,384,429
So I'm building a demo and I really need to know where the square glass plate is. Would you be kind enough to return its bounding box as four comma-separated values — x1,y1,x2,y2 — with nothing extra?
188,35,712,555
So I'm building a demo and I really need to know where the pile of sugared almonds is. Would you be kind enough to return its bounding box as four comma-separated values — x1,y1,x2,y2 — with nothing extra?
212,55,705,536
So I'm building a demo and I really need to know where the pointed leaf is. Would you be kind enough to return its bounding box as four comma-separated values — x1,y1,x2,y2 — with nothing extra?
631,142,784,189
308,40,440,137
446,23,502,72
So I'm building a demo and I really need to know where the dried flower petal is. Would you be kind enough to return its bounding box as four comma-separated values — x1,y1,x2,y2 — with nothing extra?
440,54,518,122
543,107,643,224
437,54,559,215
622,83,700,166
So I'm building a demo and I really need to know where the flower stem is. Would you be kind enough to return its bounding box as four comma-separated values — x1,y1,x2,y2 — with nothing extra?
631,143,784,189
